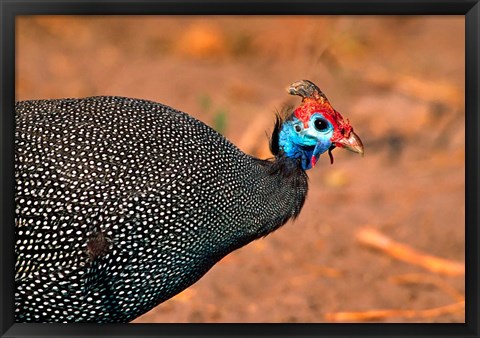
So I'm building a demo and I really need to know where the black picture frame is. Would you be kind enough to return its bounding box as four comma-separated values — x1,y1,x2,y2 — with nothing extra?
1,1,478,337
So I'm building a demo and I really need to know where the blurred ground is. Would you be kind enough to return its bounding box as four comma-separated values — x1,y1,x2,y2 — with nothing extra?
16,15,465,323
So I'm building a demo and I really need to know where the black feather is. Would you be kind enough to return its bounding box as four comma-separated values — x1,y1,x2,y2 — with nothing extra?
15,96,309,323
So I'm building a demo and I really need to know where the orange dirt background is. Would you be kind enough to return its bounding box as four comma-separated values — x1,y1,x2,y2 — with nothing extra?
16,15,465,323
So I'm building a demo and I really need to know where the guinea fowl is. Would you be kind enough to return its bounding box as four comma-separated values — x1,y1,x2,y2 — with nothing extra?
15,80,364,323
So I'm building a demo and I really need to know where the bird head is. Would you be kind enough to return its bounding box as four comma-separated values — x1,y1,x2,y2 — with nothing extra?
277,80,364,170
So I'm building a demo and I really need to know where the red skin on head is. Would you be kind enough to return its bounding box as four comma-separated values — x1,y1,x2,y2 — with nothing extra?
293,98,353,146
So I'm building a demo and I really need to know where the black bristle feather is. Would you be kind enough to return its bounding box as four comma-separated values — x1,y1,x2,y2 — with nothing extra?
269,113,282,156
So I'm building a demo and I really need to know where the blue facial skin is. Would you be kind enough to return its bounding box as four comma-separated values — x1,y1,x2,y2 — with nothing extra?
279,113,334,170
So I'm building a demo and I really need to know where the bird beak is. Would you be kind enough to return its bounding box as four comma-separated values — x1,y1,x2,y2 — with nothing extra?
336,130,364,156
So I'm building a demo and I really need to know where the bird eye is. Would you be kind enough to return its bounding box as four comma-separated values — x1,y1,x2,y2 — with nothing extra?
314,118,329,132
294,125,302,133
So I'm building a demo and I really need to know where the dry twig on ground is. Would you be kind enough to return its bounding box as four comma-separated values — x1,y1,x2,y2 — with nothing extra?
324,301,465,322
356,227,464,276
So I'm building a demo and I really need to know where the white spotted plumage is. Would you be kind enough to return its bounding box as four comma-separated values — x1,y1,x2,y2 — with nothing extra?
15,96,308,322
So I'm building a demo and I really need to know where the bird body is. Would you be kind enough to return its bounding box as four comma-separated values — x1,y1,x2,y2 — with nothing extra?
15,81,363,322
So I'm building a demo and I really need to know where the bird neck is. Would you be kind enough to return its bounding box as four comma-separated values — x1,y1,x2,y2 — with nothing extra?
253,155,309,236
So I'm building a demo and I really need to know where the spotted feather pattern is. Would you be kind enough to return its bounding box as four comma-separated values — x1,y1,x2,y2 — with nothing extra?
15,96,308,322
